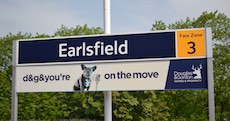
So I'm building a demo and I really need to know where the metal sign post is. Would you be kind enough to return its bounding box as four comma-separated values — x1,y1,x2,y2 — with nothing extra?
206,28,215,121
11,39,18,121
103,0,112,121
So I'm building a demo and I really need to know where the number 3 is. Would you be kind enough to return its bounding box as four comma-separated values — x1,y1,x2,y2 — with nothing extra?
188,41,196,54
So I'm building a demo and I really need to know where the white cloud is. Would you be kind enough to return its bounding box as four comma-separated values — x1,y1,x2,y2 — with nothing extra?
111,0,230,33
0,0,229,36
168,0,230,22
0,1,73,36
0,0,103,36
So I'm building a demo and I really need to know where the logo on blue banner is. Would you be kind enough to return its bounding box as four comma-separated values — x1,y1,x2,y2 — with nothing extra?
165,59,207,89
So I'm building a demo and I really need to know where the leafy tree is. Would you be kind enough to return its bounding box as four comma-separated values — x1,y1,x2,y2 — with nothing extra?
151,20,167,31
0,11,229,121
0,32,32,120
0,25,104,120
0,71,11,120
113,91,170,121
113,91,139,120
54,24,103,36
151,11,230,121
213,44,230,120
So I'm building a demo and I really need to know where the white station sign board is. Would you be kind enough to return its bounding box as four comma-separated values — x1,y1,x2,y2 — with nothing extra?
13,28,212,92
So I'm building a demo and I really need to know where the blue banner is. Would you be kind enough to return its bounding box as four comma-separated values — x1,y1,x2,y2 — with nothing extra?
18,32,175,64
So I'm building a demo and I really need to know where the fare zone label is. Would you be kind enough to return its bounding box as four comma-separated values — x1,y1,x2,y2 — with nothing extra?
177,29,205,57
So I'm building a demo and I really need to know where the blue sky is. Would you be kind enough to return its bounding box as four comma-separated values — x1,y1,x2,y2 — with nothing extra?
0,0,230,36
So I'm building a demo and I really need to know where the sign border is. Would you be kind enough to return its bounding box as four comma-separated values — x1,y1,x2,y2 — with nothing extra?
13,28,207,67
